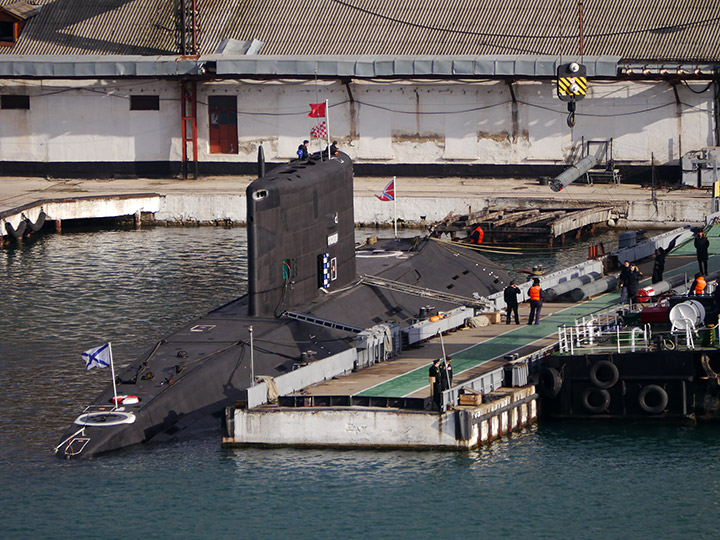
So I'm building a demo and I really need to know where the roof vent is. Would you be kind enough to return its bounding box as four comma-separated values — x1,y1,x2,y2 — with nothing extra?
214,38,264,55
0,0,41,46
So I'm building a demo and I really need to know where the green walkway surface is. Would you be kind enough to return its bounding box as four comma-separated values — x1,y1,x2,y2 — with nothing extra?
358,252,720,398
668,224,720,256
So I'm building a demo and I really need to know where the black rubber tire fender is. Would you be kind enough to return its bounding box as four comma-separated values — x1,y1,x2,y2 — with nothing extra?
538,367,563,398
581,387,610,413
638,384,668,414
589,360,619,389
27,211,46,232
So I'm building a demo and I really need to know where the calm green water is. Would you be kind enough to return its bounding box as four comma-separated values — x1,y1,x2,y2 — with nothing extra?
1,226,719,539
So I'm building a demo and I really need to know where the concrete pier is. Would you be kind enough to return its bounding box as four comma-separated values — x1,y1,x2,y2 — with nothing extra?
223,385,537,450
0,174,712,243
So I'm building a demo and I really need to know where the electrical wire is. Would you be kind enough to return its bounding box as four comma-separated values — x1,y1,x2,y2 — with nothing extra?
329,0,720,41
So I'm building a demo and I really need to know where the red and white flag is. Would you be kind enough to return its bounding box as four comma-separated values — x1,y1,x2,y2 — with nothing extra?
311,121,327,139
375,178,395,201
307,103,326,118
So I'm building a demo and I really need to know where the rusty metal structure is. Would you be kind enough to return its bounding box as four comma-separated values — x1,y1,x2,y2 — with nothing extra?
430,206,613,246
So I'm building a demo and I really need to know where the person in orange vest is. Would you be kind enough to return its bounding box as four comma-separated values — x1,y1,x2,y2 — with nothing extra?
691,272,707,295
469,225,484,245
528,277,543,325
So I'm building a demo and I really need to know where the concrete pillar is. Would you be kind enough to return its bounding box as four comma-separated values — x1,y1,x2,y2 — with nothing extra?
55,219,62,233
134,211,142,229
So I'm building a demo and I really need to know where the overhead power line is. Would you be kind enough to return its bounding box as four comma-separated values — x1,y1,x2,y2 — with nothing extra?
330,0,720,40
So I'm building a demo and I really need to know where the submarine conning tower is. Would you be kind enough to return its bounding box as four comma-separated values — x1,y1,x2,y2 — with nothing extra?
247,152,356,317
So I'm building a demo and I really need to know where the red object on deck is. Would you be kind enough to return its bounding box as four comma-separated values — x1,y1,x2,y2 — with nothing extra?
636,287,655,303
640,305,670,324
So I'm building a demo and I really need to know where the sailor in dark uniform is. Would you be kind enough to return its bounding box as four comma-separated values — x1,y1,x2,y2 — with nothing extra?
428,359,441,409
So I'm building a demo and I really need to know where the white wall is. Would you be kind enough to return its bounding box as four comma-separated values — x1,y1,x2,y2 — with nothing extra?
0,77,715,167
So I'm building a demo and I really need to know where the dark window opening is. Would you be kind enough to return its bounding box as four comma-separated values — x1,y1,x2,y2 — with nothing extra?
1,95,29,109
130,95,160,111
0,22,14,42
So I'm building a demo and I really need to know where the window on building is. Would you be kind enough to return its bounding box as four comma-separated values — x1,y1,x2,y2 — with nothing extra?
0,21,14,43
1,95,29,109
208,95,238,154
130,95,160,111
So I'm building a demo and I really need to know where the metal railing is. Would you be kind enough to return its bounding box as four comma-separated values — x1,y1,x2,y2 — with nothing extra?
559,320,651,354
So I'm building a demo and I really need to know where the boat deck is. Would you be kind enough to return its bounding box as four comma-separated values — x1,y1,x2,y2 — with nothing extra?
296,251,716,401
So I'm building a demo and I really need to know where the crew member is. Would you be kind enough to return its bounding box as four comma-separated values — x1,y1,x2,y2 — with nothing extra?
619,260,632,304
691,272,706,295
504,280,521,324
324,140,339,157
652,247,666,284
296,139,309,160
428,359,441,409
469,225,484,245
628,265,643,303
695,230,710,275
528,278,542,325
439,357,453,389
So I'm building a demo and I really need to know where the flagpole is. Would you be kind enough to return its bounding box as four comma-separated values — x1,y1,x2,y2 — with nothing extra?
249,325,255,386
108,342,119,409
394,176,398,239
325,99,331,159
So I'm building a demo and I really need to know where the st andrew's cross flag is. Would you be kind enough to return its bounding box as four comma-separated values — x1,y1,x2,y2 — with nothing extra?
311,121,327,139
376,178,395,201
307,102,326,118
82,343,112,371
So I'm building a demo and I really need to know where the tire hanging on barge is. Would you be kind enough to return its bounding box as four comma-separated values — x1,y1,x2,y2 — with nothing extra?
638,384,669,414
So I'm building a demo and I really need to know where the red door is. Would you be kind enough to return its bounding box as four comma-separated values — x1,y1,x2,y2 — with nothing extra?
208,96,238,154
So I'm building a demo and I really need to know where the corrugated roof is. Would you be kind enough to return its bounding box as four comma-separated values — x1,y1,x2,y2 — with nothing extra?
0,0,717,62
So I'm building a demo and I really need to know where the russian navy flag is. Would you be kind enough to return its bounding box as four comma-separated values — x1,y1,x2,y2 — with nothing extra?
82,343,111,371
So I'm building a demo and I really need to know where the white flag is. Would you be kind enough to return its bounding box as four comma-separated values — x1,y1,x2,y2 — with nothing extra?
82,343,111,371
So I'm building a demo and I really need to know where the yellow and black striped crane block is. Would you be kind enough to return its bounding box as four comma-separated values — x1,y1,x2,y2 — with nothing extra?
557,62,588,101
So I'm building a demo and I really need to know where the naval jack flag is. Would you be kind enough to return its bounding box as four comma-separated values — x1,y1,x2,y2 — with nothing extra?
81,342,119,407
375,177,398,238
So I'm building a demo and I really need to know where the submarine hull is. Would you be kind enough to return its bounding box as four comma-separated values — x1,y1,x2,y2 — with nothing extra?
56,153,509,458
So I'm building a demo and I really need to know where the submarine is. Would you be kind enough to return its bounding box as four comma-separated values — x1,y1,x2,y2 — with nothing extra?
55,151,509,458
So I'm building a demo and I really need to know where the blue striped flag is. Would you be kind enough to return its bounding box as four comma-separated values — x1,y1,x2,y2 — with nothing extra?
82,343,111,371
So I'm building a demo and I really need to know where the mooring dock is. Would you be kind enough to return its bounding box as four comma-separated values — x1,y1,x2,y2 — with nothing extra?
222,297,617,450
223,242,719,450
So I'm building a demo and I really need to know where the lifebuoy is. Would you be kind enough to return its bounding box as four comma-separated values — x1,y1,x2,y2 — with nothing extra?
589,360,619,389
638,384,668,414
582,387,610,413
539,367,563,397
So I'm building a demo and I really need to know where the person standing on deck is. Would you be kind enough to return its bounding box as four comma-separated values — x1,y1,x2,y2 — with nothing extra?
528,278,542,325
504,280,521,324
628,265,643,303
619,260,632,304
428,359,441,409
695,230,710,275
439,357,453,389
652,247,666,284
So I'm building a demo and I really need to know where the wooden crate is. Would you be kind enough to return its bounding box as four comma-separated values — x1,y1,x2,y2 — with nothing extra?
459,393,483,406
